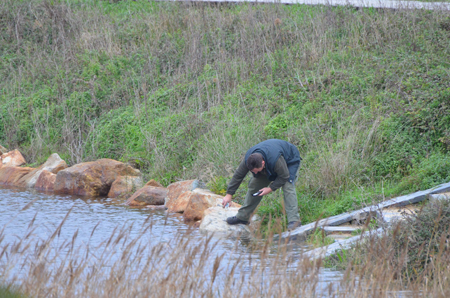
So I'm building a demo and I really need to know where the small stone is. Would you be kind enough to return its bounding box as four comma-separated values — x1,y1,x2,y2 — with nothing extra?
165,180,204,205
108,176,143,199
126,186,168,206
0,149,26,168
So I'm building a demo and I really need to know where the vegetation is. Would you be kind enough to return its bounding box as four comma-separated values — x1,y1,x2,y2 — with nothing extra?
307,228,335,247
2,210,450,297
1,0,450,225
0,286,27,298
326,199,450,286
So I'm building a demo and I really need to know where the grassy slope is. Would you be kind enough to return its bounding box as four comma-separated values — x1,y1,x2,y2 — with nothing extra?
1,0,450,226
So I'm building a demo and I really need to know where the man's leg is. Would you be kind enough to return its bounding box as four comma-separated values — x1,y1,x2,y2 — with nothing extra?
282,181,300,223
236,176,270,221
283,165,301,224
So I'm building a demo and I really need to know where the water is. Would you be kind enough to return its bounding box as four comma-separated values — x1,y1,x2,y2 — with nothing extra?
0,186,345,296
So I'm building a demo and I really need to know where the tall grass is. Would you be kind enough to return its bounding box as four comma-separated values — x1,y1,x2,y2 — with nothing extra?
2,207,450,297
325,199,450,297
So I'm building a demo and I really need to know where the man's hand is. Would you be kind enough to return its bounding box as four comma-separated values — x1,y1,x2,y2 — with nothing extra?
222,194,232,208
257,187,273,196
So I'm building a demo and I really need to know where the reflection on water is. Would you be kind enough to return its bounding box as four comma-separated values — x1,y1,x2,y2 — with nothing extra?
0,186,345,295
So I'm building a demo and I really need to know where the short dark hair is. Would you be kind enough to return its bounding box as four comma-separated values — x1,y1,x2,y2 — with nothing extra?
246,153,264,170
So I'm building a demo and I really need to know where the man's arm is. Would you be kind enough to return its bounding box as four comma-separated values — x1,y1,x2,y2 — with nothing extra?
269,156,290,191
222,160,249,207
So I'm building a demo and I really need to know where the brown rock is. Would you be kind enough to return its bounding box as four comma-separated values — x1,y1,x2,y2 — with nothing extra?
0,149,26,168
0,145,7,155
0,166,34,186
183,189,240,222
126,186,168,206
35,170,57,192
166,191,194,213
166,180,203,205
107,175,143,199
54,158,141,197
145,179,163,187
17,153,67,188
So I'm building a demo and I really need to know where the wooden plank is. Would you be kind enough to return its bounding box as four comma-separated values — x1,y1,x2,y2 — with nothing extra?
377,190,429,208
430,182,450,195
303,228,384,260
280,189,430,240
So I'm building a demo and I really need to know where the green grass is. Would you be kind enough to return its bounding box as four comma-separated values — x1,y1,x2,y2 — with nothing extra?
307,228,335,247
1,0,450,225
0,286,27,298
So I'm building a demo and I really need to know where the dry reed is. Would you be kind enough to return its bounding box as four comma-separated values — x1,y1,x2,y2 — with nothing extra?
1,207,450,297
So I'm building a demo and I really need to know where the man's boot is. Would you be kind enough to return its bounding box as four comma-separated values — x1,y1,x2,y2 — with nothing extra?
226,216,249,225
287,220,302,231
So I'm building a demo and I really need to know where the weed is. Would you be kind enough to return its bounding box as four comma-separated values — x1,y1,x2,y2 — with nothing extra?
307,228,335,248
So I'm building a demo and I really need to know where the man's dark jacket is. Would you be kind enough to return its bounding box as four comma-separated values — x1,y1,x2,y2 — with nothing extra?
244,139,301,183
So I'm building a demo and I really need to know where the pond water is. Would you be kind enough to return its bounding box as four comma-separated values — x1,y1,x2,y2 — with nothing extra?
0,186,345,296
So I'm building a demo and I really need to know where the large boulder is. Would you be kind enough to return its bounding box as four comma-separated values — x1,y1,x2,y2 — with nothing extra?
107,175,143,199
199,207,258,238
0,166,34,186
54,159,141,197
18,153,67,188
125,186,168,206
165,179,204,205
34,170,57,192
183,189,241,222
0,149,26,168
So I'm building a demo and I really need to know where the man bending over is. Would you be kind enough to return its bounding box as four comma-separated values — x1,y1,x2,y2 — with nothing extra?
222,139,302,231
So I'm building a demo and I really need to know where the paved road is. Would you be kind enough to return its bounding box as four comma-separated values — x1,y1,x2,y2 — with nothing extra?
169,0,450,10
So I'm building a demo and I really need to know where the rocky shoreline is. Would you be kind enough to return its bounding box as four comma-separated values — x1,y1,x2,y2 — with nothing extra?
0,146,250,237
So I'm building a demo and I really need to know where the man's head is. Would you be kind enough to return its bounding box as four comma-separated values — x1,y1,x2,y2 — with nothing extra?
246,153,265,174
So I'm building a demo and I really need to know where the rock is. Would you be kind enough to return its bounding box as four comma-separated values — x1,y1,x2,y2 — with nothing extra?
0,166,34,186
0,145,7,155
145,179,163,187
199,207,257,238
18,153,67,188
183,189,241,222
126,186,168,206
166,191,195,213
165,179,204,205
0,149,26,168
107,175,143,199
428,193,450,203
54,159,141,197
34,170,57,192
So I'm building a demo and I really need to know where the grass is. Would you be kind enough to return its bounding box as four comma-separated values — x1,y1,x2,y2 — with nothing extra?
307,228,335,248
0,286,27,298
1,0,450,225
325,199,450,291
